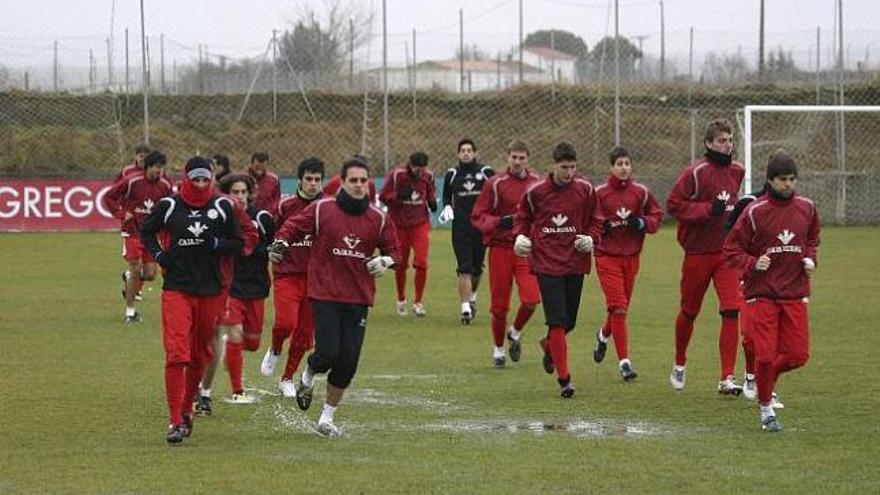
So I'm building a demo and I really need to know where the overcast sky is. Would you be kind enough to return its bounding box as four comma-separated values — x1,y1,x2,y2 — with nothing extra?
2,0,878,79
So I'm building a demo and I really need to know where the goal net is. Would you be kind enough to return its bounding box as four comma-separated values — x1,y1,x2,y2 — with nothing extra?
740,105,880,225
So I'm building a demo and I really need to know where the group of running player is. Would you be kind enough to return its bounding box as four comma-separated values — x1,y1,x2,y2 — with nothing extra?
105,115,819,443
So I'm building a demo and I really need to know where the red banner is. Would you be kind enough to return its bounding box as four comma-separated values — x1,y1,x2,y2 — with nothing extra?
0,179,120,232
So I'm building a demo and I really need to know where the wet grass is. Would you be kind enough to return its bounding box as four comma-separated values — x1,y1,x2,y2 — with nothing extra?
1,227,878,494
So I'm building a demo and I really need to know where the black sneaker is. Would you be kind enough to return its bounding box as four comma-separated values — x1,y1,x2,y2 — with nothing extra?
182,411,194,438
507,331,522,362
762,415,783,433
493,356,506,368
296,380,313,411
592,329,607,363
125,312,141,323
539,338,554,374
195,394,213,416
166,423,187,445
460,307,473,325
559,377,575,398
619,361,638,382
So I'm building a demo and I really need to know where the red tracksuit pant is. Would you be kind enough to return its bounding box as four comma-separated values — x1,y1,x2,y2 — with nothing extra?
488,246,540,346
674,252,744,379
220,297,266,394
394,221,431,304
271,274,314,381
745,298,810,404
595,254,640,360
162,290,224,426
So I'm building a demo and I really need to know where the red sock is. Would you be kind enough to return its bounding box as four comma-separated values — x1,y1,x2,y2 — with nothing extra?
719,316,739,379
743,339,755,376
756,359,778,404
165,364,186,425
512,304,535,331
601,314,612,340
414,267,427,303
282,343,307,381
674,312,694,367
609,311,629,360
491,313,506,347
226,340,244,394
184,363,203,410
395,267,407,302
547,326,569,381
270,326,287,355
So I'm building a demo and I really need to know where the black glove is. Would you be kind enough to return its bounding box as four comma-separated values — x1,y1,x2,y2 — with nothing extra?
628,216,646,232
498,215,514,230
154,250,171,269
603,219,613,236
427,199,438,212
711,198,726,217
397,186,414,201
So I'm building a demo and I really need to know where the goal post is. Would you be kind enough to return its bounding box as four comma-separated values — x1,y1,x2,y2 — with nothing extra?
741,105,880,224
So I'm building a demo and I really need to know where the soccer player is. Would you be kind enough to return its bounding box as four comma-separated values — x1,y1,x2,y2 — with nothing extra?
248,152,281,212
214,174,274,404
379,151,437,316
270,157,400,436
723,152,820,432
261,157,326,399
114,143,152,181
591,147,663,381
212,154,232,186
140,157,244,445
471,139,541,367
440,138,495,324
108,143,153,301
513,142,603,398
102,150,174,322
324,172,378,204
666,118,746,395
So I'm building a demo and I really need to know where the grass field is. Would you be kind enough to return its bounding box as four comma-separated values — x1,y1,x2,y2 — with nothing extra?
2,227,878,494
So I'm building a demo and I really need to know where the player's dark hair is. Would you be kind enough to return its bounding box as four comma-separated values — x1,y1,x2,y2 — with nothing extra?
507,139,529,155
134,143,151,155
704,119,734,143
409,152,429,167
341,156,370,179
609,146,630,165
143,151,167,169
212,154,230,169
219,173,255,195
250,151,269,163
458,138,477,152
766,151,798,180
552,142,577,163
297,157,326,180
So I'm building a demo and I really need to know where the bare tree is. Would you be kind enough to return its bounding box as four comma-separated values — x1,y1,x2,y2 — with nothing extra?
703,51,750,83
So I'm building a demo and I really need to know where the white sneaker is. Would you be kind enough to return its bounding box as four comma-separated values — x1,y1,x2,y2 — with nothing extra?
261,348,279,376
412,302,427,317
718,375,744,396
770,392,785,409
280,379,297,398
670,365,686,391
743,373,757,400
396,300,408,316
225,393,257,405
317,420,342,437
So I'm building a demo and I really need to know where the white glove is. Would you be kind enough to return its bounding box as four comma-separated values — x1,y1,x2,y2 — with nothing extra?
573,234,593,253
268,251,284,264
438,205,455,224
365,256,395,277
513,234,532,257
755,254,771,271
803,257,816,279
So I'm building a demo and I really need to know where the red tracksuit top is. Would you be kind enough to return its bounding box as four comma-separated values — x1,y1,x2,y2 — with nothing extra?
667,157,745,254
471,168,541,248
275,197,401,306
272,191,322,277
514,174,604,276
250,171,281,213
594,175,663,257
324,175,378,203
220,199,260,291
379,165,437,229
102,173,174,236
723,194,820,300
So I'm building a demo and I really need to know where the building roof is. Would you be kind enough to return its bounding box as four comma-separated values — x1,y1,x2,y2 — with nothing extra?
418,59,542,73
523,46,577,61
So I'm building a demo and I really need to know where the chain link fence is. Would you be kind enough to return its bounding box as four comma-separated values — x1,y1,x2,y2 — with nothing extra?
2,1,879,223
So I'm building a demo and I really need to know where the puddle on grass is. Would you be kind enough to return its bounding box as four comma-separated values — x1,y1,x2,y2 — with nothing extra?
365,373,440,380
344,388,462,412
422,418,680,438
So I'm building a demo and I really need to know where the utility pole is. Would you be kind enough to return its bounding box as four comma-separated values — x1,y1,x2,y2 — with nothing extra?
349,19,355,91
459,8,465,93
632,35,649,80
106,37,113,88
519,0,523,84
53,40,58,92
613,0,620,146
413,28,418,118
125,28,130,95
160,33,165,94
759,0,765,82
659,0,665,81
139,0,149,144
383,0,389,171
89,49,95,91
272,29,278,123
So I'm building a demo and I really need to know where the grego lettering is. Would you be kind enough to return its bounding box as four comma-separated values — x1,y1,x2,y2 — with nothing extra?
0,184,115,219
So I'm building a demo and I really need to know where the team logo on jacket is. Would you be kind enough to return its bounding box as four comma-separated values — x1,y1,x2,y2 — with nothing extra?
463,181,476,191
178,222,209,246
542,213,576,234
187,221,208,238
616,207,631,220
766,229,802,254
290,234,312,247
189,210,202,218
134,198,155,215
777,229,795,245
717,190,734,211
207,209,218,220
334,234,367,259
